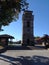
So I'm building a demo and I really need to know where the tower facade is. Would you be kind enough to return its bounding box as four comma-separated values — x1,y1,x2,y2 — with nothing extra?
22,10,34,46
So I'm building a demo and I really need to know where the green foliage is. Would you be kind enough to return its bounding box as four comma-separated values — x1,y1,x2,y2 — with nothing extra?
34,36,40,39
0,0,28,30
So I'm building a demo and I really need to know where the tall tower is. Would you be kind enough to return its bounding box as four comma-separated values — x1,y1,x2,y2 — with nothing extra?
22,10,34,46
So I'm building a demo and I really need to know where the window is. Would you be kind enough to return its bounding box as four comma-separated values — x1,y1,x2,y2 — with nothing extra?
27,21,30,27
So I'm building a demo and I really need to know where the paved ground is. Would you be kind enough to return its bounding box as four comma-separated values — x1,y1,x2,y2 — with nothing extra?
0,46,49,65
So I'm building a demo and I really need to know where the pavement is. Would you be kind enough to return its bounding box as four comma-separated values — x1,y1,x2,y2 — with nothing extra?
0,45,49,65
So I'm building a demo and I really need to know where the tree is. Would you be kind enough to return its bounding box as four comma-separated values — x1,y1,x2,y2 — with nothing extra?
43,34,49,46
0,0,28,31
34,36,40,40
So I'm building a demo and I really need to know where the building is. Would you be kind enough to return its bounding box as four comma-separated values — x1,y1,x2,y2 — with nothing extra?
22,10,34,46
0,34,14,46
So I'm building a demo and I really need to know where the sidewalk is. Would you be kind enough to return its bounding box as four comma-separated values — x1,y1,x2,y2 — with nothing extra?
0,46,49,65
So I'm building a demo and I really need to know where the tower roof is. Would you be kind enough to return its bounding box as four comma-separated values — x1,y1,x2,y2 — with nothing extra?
23,10,33,14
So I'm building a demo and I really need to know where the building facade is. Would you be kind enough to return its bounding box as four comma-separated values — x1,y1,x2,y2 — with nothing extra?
22,10,34,46
0,34,14,46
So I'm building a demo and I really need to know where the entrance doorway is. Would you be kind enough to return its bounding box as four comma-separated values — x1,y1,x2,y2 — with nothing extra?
27,39,30,45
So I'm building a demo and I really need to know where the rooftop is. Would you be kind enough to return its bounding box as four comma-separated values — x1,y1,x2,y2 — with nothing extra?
0,34,14,39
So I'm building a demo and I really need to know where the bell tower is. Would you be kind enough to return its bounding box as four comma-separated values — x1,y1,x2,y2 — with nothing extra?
22,10,34,46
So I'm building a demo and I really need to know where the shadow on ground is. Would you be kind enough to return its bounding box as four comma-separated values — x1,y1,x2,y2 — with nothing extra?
7,45,32,50
0,45,47,53
7,45,46,50
0,54,49,65
0,47,7,53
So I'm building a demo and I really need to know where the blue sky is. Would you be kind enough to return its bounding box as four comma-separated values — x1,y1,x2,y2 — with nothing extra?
0,0,49,41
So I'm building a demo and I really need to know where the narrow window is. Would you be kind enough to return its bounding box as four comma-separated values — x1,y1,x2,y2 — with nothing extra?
27,21,30,27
